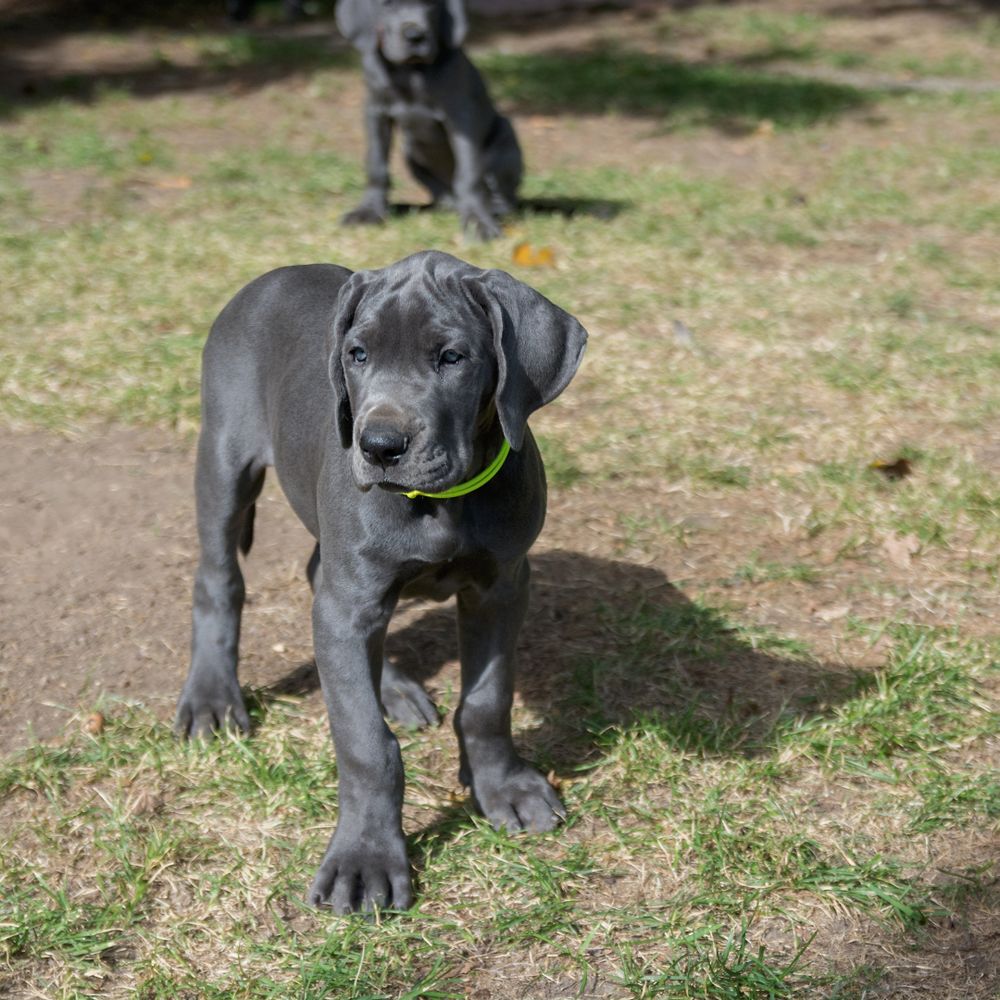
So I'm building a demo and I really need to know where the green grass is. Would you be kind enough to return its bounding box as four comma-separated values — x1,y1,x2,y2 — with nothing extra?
653,4,1000,82
481,47,870,127
1,629,994,996
535,433,584,489
733,554,819,585
785,627,999,770
195,32,352,71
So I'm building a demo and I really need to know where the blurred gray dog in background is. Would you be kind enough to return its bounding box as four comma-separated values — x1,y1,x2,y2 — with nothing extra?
336,0,522,239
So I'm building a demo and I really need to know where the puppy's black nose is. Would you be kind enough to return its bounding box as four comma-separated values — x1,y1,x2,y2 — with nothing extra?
360,425,410,468
402,22,427,43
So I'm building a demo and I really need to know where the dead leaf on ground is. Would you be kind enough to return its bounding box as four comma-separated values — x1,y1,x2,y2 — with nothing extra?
870,456,914,481
881,531,921,570
127,788,164,817
813,603,851,622
512,242,556,268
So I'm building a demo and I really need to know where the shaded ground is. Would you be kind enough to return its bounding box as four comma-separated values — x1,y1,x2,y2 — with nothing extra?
3,0,999,116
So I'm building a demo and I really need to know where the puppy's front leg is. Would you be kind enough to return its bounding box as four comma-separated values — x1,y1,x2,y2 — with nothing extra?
307,582,412,914
455,559,565,832
342,101,392,226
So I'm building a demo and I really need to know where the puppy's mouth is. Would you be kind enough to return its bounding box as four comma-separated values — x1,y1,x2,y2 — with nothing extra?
394,36,437,64
355,457,460,496
373,477,414,493
403,50,433,65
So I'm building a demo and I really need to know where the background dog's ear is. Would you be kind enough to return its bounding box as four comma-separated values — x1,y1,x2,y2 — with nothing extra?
462,269,587,450
336,0,376,51
441,0,468,49
329,271,369,449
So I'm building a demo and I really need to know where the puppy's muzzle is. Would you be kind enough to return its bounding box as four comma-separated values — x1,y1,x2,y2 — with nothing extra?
360,424,411,468
402,22,428,44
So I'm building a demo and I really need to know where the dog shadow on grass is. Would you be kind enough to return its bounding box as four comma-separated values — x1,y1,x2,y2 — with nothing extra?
258,548,868,772
254,547,872,894
388,550,866,772
386,196,628,222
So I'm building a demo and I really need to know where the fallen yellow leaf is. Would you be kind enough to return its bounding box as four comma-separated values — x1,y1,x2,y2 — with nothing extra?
512,242,556,268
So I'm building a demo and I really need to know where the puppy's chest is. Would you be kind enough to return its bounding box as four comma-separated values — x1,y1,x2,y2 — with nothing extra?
387,506,498,599
401,553,498,602
383,74,445,126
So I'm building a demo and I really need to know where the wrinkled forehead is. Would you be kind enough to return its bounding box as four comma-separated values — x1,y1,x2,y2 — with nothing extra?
380,0,440,22
352,266,490,348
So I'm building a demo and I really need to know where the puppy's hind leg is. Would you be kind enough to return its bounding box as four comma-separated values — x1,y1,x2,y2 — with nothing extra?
380,658,440,730
403,126,457,212
455,558,564,833
407,156,457,211
485,116,522,218
306,542,438,730
175,434,266,739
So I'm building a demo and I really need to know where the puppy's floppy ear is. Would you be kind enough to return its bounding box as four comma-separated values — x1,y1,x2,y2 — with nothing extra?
441,0,468,49
462,269,587,451
328,270,369,449
336,0,377,51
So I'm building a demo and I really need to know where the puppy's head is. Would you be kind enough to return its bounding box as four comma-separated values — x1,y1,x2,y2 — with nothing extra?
336,0,467,65
329,251,587,496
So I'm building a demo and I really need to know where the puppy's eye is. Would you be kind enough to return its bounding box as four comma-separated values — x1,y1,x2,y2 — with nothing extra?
439,349,462,366
349,347,368,364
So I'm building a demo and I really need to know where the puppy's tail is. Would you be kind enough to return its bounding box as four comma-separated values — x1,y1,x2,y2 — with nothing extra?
237,467,266,557
239,502,256,556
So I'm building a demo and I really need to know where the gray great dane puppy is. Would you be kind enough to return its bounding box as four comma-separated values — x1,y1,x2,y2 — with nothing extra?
337,0,522,240
175,250,587,913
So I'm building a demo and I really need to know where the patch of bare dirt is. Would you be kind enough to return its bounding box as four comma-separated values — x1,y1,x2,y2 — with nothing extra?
0,426,317,753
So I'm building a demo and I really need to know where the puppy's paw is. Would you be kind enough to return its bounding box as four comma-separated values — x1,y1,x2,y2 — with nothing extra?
308,837,412,915
174,675,250,740
475,765,566,834
490,193,517,217
461,208,503,242
380,660,439,730
342,203,387,226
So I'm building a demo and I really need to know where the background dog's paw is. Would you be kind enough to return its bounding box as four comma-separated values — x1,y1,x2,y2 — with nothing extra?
380,662,439,729
173,677,250,740
461,209,503,242
476,766,566,833
308,839,412,915
341,204,387,226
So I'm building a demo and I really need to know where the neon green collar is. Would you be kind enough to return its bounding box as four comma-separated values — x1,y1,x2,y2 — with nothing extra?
401,439,511,500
